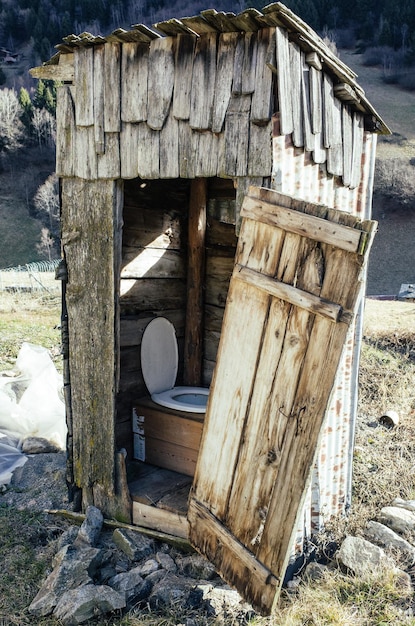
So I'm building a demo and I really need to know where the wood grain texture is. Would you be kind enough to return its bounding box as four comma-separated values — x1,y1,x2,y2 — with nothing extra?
61,178,123,516
189,186,376,615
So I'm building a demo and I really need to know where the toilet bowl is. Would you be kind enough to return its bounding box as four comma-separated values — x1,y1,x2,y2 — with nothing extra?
141,317,209,414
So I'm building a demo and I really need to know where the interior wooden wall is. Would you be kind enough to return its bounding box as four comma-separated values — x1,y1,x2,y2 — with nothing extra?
116,176,237,453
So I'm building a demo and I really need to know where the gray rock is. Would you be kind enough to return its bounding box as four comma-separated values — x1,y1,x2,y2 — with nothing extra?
57,526,80,552
148,574,199,609
109,567,144,592
74,505,103,547
112,528,154,561
392,498,415,513
336,535,393,577
303,561,328,581
29,545,104,616
138,557,159,577
196,583,253,618
53,584,125,625
377,506,415,535
156,551,177,573
364,520,415,568
109,567,153,606
176,554,218,580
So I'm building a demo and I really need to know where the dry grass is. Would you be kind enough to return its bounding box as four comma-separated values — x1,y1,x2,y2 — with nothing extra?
0,290,61,371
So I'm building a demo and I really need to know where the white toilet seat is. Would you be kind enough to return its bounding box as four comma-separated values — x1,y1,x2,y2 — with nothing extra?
152,386,209,414
141,318,208,413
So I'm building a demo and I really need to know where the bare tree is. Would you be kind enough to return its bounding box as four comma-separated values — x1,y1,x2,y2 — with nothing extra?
0,88,24,155
36,227,55,261
34,173,60,235
31,107,56,148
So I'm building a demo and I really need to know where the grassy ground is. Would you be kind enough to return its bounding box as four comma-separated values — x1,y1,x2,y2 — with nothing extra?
1,294,415,625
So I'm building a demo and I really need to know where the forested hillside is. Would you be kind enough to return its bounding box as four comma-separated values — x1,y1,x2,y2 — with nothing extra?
0,0,414,267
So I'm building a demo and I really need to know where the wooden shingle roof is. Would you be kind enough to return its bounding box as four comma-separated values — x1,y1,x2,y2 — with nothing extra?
32,3,389,134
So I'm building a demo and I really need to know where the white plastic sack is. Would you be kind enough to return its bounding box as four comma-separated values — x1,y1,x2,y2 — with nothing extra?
0,433,27,486
0,342,66,449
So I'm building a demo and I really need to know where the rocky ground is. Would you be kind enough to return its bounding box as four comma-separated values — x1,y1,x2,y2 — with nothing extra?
2,441,415,625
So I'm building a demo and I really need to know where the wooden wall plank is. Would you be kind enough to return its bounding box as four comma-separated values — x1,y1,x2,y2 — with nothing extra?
104,42,121,132
324,74,343,176
224,112,250,176
121,247,185,279
275,26,293,135
93,44,105,154
248,121,272,176
137,123,160,178
350,112,364,189
178,121,195,178
120,278,186,311
223,95,251,177
301,63,314,153
97,132,121,179
159,114,179,178
289,41,303,148
342,105,353,186
56,85,75,177
251,28,274,125
121,42,148,123
309,66,322,134
120,122,139,178
189,33,217,130
193,131,219,177
232,33,244,94
147,37,175,130
75,126,97,179
120,310,185,348
205,254,234,307
74,46,94,126
212,32,238,133
242,32,258,94
172,34,196,120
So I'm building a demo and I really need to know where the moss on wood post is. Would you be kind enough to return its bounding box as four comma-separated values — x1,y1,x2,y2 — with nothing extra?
61,177,127,519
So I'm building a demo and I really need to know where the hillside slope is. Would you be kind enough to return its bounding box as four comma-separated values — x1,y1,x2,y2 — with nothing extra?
0,147,55,268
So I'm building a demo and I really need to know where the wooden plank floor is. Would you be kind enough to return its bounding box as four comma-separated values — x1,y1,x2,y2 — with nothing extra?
128,461,192,515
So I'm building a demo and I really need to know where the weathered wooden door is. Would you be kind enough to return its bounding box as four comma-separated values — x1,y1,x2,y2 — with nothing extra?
188,186,376,615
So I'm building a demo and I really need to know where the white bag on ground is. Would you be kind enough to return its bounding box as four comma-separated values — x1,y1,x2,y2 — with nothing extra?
0,342,66,449
0,433,27,486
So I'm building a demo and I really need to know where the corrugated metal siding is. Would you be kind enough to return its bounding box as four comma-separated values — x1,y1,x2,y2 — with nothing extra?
271,127,377,551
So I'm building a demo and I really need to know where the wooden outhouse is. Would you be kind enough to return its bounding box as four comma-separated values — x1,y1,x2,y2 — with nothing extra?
31,2,389,614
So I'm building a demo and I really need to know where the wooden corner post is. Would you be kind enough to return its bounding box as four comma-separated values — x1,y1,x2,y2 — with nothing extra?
184,178,207,386
61,178,130,521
